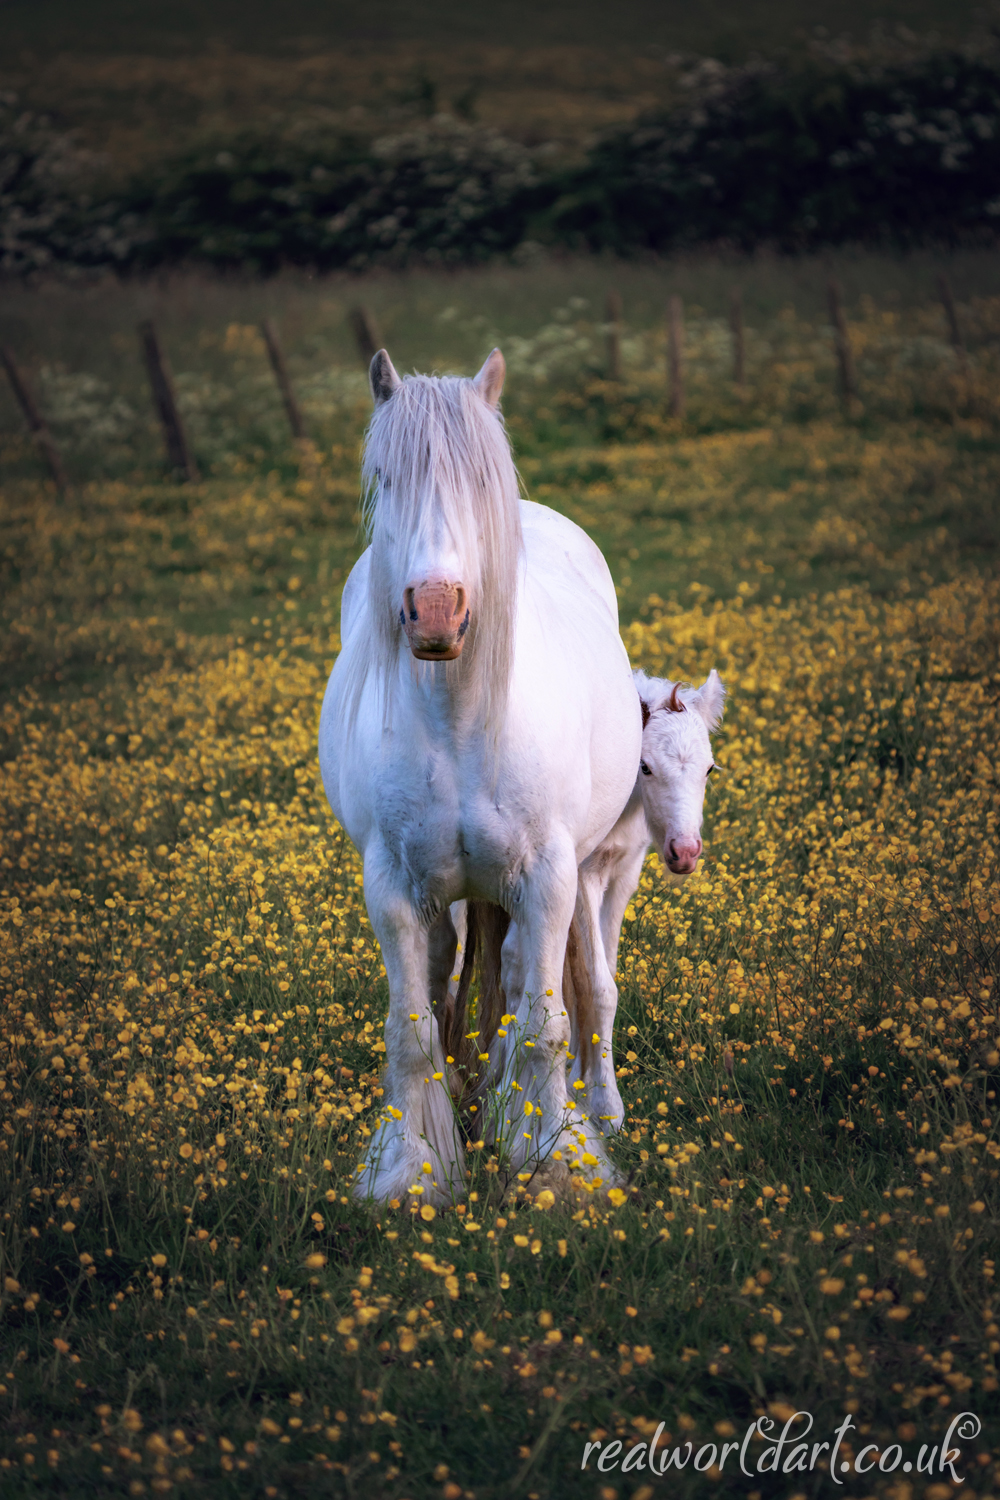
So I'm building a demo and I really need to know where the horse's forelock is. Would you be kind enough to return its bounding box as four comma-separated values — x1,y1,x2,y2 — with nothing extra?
350,372,523,740
364,376,510,555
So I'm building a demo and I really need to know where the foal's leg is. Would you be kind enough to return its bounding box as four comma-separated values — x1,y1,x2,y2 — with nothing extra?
564,838,649,1138
567,865,626,1134
599,842,648,980
355,848,464,1207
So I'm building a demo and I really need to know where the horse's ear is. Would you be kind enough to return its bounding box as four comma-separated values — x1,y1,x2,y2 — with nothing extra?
692,669,726,730
370,349,402,406
473,348,506,408
640,698,650,730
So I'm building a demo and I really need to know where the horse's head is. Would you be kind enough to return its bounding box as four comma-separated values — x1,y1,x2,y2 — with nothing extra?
367,347,509,663
634,669,726,876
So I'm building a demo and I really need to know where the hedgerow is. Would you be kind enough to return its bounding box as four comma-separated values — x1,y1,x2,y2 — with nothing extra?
3,45,1000,275
552,50,1000,252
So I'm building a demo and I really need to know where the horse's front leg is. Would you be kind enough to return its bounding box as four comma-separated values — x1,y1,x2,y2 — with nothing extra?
354,848,464,1207
493,839,618,1182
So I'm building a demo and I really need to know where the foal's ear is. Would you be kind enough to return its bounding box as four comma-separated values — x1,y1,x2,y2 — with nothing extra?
692,669,726,730
640,697,650,730
473,348,506,408
370,349,402,406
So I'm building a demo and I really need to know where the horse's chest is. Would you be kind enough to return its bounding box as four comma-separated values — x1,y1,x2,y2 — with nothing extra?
376,760,525,900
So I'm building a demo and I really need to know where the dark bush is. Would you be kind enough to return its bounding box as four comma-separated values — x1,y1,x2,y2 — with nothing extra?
549,51,1000,251
117,119,549,273
4,48,1000,275
0,94,155,274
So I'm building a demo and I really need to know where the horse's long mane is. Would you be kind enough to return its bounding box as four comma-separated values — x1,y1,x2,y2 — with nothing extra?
344,373,523,741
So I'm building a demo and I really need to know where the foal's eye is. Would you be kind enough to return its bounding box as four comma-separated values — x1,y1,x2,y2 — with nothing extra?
640,760,652,777
707,764,718,776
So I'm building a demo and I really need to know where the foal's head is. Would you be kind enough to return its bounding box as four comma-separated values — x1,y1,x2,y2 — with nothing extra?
633,669,726,876
363,347,517,667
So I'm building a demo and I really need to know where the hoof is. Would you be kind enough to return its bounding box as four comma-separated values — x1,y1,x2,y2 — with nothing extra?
512,1160,589,1209
525,1160,573,1201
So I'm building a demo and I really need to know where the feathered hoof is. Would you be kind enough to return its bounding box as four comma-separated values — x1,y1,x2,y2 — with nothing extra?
354,1169,456,1210
523,1159,574,1202
351,1126,463,1208
514,1159,602,1208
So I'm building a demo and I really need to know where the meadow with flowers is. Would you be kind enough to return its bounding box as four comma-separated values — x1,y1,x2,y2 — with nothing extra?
1,262,999,1496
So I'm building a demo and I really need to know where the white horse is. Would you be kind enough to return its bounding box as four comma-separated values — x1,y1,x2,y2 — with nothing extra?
318,349,641,1205
497,668,725,1133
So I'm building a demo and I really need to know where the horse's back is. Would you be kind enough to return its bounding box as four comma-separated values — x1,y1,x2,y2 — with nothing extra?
520,500,619,624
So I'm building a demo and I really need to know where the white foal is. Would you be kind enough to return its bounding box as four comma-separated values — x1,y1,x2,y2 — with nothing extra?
564,669,726,1130
319,348,640,1205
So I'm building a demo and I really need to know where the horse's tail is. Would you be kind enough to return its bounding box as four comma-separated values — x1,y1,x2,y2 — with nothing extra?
444,900,510,1122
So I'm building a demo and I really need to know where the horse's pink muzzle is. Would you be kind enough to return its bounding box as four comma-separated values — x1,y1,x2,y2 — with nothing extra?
401,579,470,661
665,836,702,875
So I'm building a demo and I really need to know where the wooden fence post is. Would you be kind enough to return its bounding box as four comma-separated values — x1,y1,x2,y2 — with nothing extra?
1,346,70,494
730,287,745,394
667,294,685,419
605,290,623,380
349,306,381,367
261,318,307,441
827,279,859,412
138,321,200,482
937,273,967,376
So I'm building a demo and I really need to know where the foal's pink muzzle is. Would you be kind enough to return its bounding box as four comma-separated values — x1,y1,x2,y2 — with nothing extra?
401,578,470,661
665,836,702,875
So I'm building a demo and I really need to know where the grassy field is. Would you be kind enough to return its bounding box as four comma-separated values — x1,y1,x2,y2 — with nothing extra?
3,245,1000,487
1,254,1000,1497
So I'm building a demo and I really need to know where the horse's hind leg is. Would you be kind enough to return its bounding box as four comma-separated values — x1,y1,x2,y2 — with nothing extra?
354,848,465,1207
427,909,461,1093
446,901,467,1005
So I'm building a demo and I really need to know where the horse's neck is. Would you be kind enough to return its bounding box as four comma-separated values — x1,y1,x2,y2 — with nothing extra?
393,645,475,739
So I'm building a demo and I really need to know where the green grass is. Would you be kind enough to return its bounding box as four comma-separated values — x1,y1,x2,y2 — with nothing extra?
2,245,999,482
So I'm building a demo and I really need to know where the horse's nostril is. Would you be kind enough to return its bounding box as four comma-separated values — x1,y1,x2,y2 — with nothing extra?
454,587,466,620
669,840,678,860
405,588,418,622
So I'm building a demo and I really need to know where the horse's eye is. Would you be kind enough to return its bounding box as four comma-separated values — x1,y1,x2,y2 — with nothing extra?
707,764,718,775
640,760,652,777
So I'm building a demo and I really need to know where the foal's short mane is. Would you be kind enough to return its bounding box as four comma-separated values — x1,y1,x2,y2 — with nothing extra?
635,670,689,724
344,372,524,740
